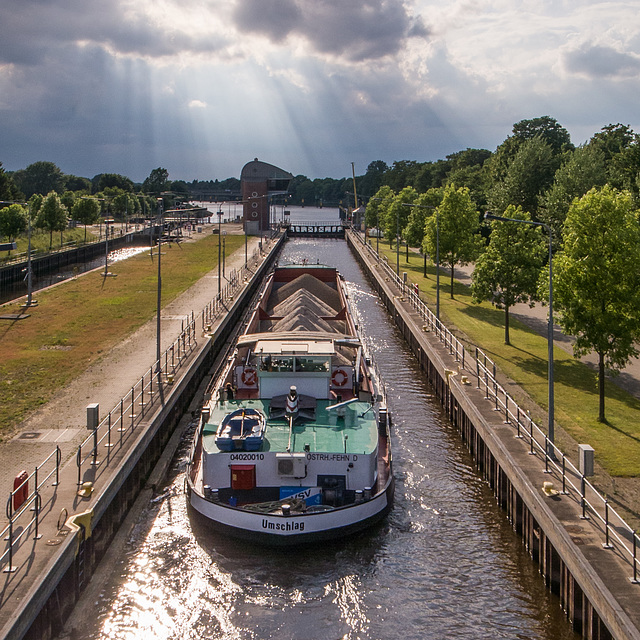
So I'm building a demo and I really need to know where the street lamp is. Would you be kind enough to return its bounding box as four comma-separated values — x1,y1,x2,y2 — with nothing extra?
217,207,223,297
403,203,438,319
484,211,555,457
156,198,163,371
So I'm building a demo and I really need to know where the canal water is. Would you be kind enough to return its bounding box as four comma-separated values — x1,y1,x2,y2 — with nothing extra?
71,212,578,639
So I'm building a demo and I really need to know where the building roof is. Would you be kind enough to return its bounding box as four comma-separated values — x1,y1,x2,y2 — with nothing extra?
240,159,293,186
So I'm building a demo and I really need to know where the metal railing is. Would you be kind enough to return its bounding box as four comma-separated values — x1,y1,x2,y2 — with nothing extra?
1,236,277,575
1,447,62,573
351,229,640,581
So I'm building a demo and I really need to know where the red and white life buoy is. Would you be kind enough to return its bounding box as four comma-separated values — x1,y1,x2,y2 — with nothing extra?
331,368,348,387
241,368,257,387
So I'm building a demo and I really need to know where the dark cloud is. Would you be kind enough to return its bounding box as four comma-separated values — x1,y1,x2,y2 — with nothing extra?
0,0,229,65
563,43,640,79
232,0,428,62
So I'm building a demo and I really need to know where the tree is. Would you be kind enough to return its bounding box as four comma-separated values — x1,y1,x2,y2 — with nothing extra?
72,198,100,242
539,144,607,245
0,204,28,248
487,116,573,186
64,174,92,193
512,116,573,154
423,184,482,297
471,206,546,344
94,173,134,193
359,160,388,197
143,167,170,195
36,192,69,249
385,186,417,247
404,188,443,248
553,186,640,422
13,161,65,197
489,136,558,218
0,162,22,201
365,185,394,233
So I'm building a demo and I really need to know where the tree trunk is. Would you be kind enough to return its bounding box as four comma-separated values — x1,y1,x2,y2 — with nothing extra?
505,305,510,345
450,264,454,298
598,351,606,423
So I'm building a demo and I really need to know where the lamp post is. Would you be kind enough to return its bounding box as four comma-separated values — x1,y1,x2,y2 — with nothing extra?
217,207,222,297
396,206,400,275
103,218,115,278
156,198,163,371
403,203,438,319
222,232,226,277
484,212,555,457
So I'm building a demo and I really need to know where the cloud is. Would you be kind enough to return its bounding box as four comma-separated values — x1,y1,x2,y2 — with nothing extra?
232,0,429,62
563,43,640,79
188,99,207,108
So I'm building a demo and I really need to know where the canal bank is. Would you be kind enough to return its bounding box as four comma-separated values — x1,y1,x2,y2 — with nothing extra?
0,232,285,640
347,230,640,640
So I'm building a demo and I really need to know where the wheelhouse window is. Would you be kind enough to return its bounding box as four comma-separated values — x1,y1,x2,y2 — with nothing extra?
295,356,330,372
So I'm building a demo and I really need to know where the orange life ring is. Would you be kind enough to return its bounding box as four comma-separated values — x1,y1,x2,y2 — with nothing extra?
331,368,348,387
241,368,257,386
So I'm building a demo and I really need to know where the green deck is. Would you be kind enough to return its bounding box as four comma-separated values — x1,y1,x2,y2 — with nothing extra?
203,399,378,455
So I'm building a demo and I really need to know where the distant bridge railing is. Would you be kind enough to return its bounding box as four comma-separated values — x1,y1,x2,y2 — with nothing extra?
286,224,345,238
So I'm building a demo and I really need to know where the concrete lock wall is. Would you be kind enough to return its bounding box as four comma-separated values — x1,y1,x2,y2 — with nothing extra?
12,235,285,640
346,231,639,640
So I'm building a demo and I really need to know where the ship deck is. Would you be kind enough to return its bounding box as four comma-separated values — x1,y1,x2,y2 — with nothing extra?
202,399,378,456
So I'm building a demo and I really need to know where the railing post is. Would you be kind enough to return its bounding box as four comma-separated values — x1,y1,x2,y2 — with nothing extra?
33,491,42,540
92,423,99,467
53,445,61,486
76,445,82,486
544,436,550,473
130,387,136,428
603,501,613,549
632,532,639,584
580,475,589,519
529,416,535,455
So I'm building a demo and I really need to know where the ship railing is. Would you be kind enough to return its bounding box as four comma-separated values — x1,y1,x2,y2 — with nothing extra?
350,229,640,581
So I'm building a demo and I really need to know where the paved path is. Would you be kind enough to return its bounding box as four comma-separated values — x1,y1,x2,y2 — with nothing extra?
0,225,268,514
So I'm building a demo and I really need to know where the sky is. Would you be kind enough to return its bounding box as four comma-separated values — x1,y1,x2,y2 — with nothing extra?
1,0,640,183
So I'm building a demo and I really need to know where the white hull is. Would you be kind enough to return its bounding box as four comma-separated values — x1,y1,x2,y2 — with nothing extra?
187,476,394,545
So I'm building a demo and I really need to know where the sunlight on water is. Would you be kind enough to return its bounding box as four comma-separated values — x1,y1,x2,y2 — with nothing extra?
81,235,579,640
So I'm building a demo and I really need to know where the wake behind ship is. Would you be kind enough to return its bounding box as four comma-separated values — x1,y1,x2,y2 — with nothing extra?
186,263,393,545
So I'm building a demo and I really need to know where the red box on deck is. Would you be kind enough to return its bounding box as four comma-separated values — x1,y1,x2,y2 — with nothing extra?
230,465,256,490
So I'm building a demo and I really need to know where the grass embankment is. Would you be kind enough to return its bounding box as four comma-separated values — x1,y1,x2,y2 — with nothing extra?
0,233,245,436
0,228,91,262
376,242,640,478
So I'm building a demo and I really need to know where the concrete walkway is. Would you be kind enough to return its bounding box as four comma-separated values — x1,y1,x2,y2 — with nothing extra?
0,225,268,518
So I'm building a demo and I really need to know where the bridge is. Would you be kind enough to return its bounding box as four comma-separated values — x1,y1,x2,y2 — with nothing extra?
285,224,346,238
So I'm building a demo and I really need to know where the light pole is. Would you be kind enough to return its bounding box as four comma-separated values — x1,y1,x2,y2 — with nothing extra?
396,206,400,275
156,198,163,371
222,232,226,277
105,218,114,278
217,208,222,297
484,211,555,457
403,203,438,319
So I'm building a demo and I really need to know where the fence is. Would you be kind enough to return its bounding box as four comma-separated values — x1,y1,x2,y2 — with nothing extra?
351,230,640,583
0,238,270,575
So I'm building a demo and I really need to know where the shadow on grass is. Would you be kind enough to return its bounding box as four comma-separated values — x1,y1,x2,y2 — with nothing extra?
457,302,509,330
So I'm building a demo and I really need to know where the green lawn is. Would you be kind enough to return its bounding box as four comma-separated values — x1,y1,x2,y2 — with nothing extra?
0,233,245,436
375,241,640,477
